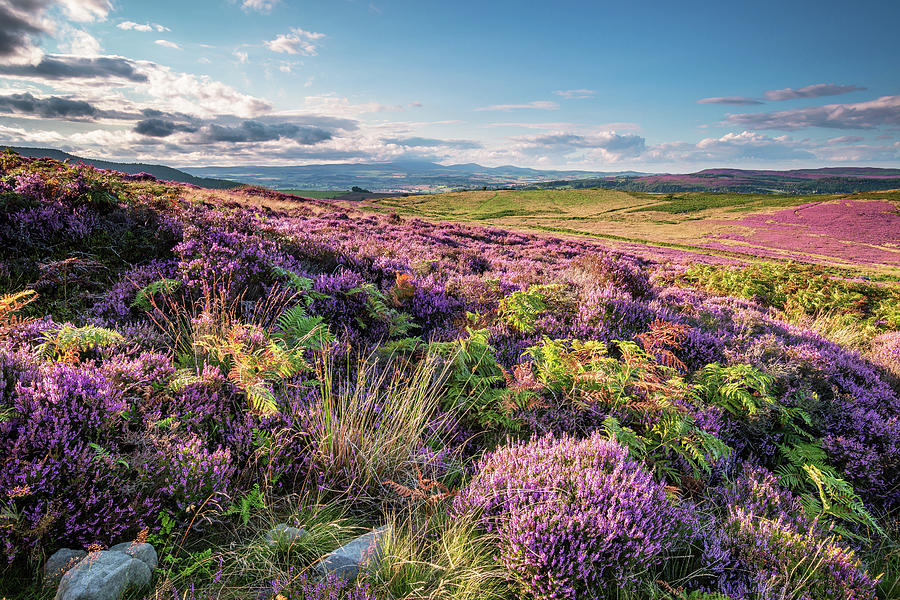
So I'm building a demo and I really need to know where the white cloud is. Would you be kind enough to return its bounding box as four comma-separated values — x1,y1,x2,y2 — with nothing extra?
241,0,280,13
118,21,169,33
554,89,595,100
264,28,325,55
515,130,646,162
154,39,182,50
289,94,404,117
68,127,146,147
57,28,101,57
118,21,152,32
234,50,249,64
475,100,559,111
727,95,900,130
58,0,112,22
0,123,67,144
643,131,814,163
142,65,272,118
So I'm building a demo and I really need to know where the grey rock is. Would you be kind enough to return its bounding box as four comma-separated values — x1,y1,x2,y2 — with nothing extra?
265,523,306,548
316,525,390,578
44,549,87,585
108,542,158,570
55,550,151,600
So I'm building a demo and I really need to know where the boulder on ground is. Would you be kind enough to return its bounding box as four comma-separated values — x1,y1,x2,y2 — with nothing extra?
265,523,306,548
55,550,151,600
108,542,158,570
44,549,87,585
315,525,390,578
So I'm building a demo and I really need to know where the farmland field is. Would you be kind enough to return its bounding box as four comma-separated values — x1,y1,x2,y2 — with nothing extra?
365,188,900,277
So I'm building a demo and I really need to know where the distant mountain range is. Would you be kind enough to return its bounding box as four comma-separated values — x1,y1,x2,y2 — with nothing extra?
4,147,899,195
185,160,645,192
526,167,900,194
4,146,241,189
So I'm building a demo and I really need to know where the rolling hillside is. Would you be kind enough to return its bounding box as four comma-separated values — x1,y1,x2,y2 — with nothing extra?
4,146,242,189
526,167,900,194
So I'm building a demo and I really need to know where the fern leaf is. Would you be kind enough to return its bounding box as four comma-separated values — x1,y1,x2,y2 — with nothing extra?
132,278,182,312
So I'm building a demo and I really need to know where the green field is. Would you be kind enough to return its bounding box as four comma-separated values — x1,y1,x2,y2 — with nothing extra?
365,188,834,221
278,189,347,199
359,187,900,277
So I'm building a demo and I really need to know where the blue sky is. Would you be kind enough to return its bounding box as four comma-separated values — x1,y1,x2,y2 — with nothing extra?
0,0,898,170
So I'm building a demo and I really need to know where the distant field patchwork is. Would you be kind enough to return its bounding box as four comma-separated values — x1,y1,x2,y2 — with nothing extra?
362,188,900,276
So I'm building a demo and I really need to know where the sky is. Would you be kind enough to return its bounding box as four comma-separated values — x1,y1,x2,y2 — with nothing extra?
0,0,898,171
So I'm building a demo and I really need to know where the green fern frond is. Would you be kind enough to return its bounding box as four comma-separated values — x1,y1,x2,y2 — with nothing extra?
602,416,648,459
131,278,182,312
497,284,566,333
693,362,775,417
275,305,335,350
272,266,314,294
168,369,203,393
37,324,125,362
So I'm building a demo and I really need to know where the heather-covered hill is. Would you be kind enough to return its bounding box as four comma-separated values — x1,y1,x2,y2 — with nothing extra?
368,188,900,276
4,146,242,190
526,167,900,194
1,150,899,599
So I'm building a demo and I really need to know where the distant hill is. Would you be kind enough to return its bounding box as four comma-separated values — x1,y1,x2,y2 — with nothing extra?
186,159,646,192
6,148,897,195
526,167,900,194
4,146,242,190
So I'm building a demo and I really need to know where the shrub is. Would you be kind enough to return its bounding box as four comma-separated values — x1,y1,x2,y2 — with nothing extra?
0,360,158,562
156,435,235,513
456,432,679,599
722,508,877,600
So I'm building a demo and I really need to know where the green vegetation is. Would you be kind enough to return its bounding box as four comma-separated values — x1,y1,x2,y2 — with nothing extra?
632,192,818,214
278,189,347,199
673,262,900,345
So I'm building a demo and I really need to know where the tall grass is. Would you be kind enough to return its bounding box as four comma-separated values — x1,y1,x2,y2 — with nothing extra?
148,495,363,600
311,353,455,502
365,508,509,600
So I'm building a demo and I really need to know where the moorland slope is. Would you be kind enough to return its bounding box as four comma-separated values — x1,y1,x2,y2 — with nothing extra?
1,150,898,600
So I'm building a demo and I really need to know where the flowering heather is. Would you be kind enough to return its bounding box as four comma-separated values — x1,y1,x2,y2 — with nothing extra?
156,435,235,512
872,330,900,377
722,507,877,600
705,200,900,268
456,433,679,598
0,356,158,561
275,572,376,600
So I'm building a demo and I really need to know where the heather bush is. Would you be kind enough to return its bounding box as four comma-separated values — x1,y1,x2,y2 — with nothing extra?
722,508,877,599
0,358,158,562
456,433,680,598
